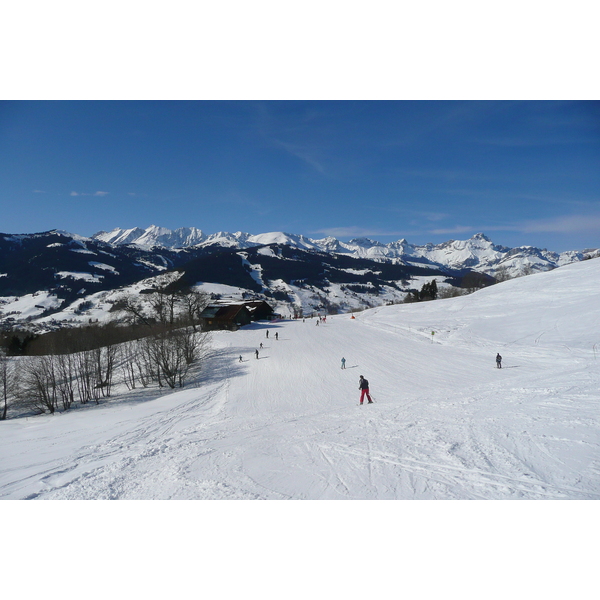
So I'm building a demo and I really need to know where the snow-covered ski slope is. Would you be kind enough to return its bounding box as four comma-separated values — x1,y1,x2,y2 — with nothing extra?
1,259,599,500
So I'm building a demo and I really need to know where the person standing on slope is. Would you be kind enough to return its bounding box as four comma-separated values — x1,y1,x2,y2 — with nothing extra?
341,357,346,369
358,375,373,404
496,353,502,369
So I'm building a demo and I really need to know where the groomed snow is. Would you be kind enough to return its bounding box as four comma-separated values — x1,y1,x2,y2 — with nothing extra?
1,259,599,501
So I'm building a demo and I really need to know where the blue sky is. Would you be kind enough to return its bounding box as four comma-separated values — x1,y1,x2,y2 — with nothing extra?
1,100,598,252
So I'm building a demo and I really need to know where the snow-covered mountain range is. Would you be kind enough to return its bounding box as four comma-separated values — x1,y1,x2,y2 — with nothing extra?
1,226,597,332
93,225,598,279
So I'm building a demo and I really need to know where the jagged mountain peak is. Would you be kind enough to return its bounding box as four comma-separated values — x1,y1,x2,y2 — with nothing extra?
93,225,205,249
470,232,492,243
348,237,384,248
93,226,147,246
88,224,598,279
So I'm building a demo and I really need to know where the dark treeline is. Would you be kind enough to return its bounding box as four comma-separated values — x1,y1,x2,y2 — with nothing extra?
2,322,156,357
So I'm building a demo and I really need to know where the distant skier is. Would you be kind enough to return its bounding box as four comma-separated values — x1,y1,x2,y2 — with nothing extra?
275,332,278,340
255,349,259,359
358,375,373,405
239,355,243,362
260,342,263,349
266,330,269,339
341,357,346,369
496,353,502,369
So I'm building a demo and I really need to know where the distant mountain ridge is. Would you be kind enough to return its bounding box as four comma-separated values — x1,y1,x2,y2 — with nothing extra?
0,229,465,330
93,225,206,249
92,225,598,279
1,226,597,332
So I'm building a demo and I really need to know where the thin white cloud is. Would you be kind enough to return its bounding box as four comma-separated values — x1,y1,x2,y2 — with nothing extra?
396,167,494,183
429,214,600,237
422,212,448,222
405,209,449,222
311,226,407,239
474,134,592,148
32,189,46,193
444,187,599,208
274,139,326,174
429,225,479,236
70,190,109,197
520,214,600,234
252,103,329,175
383,205,449,222
475,136,544,148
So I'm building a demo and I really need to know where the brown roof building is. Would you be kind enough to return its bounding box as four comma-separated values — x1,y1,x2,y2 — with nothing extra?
198,301,275,331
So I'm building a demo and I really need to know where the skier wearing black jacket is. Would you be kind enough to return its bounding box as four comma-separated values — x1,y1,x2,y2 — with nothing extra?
359,375,373,405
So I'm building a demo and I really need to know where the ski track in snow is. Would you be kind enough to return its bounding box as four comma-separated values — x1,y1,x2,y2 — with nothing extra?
1,260,600,500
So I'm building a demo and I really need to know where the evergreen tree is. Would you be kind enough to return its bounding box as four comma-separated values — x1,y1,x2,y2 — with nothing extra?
430,279,438,300
419,280,438,301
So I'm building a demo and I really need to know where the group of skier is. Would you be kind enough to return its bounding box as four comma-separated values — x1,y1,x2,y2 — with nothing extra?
240,319,504,406
246,330,280,361
343,352,503,405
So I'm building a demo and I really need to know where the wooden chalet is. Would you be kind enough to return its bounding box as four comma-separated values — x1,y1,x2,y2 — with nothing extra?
198,301,275,331
199,304,252,331
242,300,275,321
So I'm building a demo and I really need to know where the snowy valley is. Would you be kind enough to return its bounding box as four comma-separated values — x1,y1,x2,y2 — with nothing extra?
1,257,599,500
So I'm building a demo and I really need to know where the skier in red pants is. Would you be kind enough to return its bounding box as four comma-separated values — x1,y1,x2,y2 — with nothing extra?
358,375,373,404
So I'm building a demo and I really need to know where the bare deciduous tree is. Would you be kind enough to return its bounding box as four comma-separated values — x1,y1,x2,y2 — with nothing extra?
113,295,153,327
0,350,17,420
180,289,209,331
121,341,138,390
56,352,76,411
74,350,101,405
21,355,59,414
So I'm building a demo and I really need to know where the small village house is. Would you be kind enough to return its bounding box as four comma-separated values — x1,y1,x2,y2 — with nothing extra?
198,300,275,331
